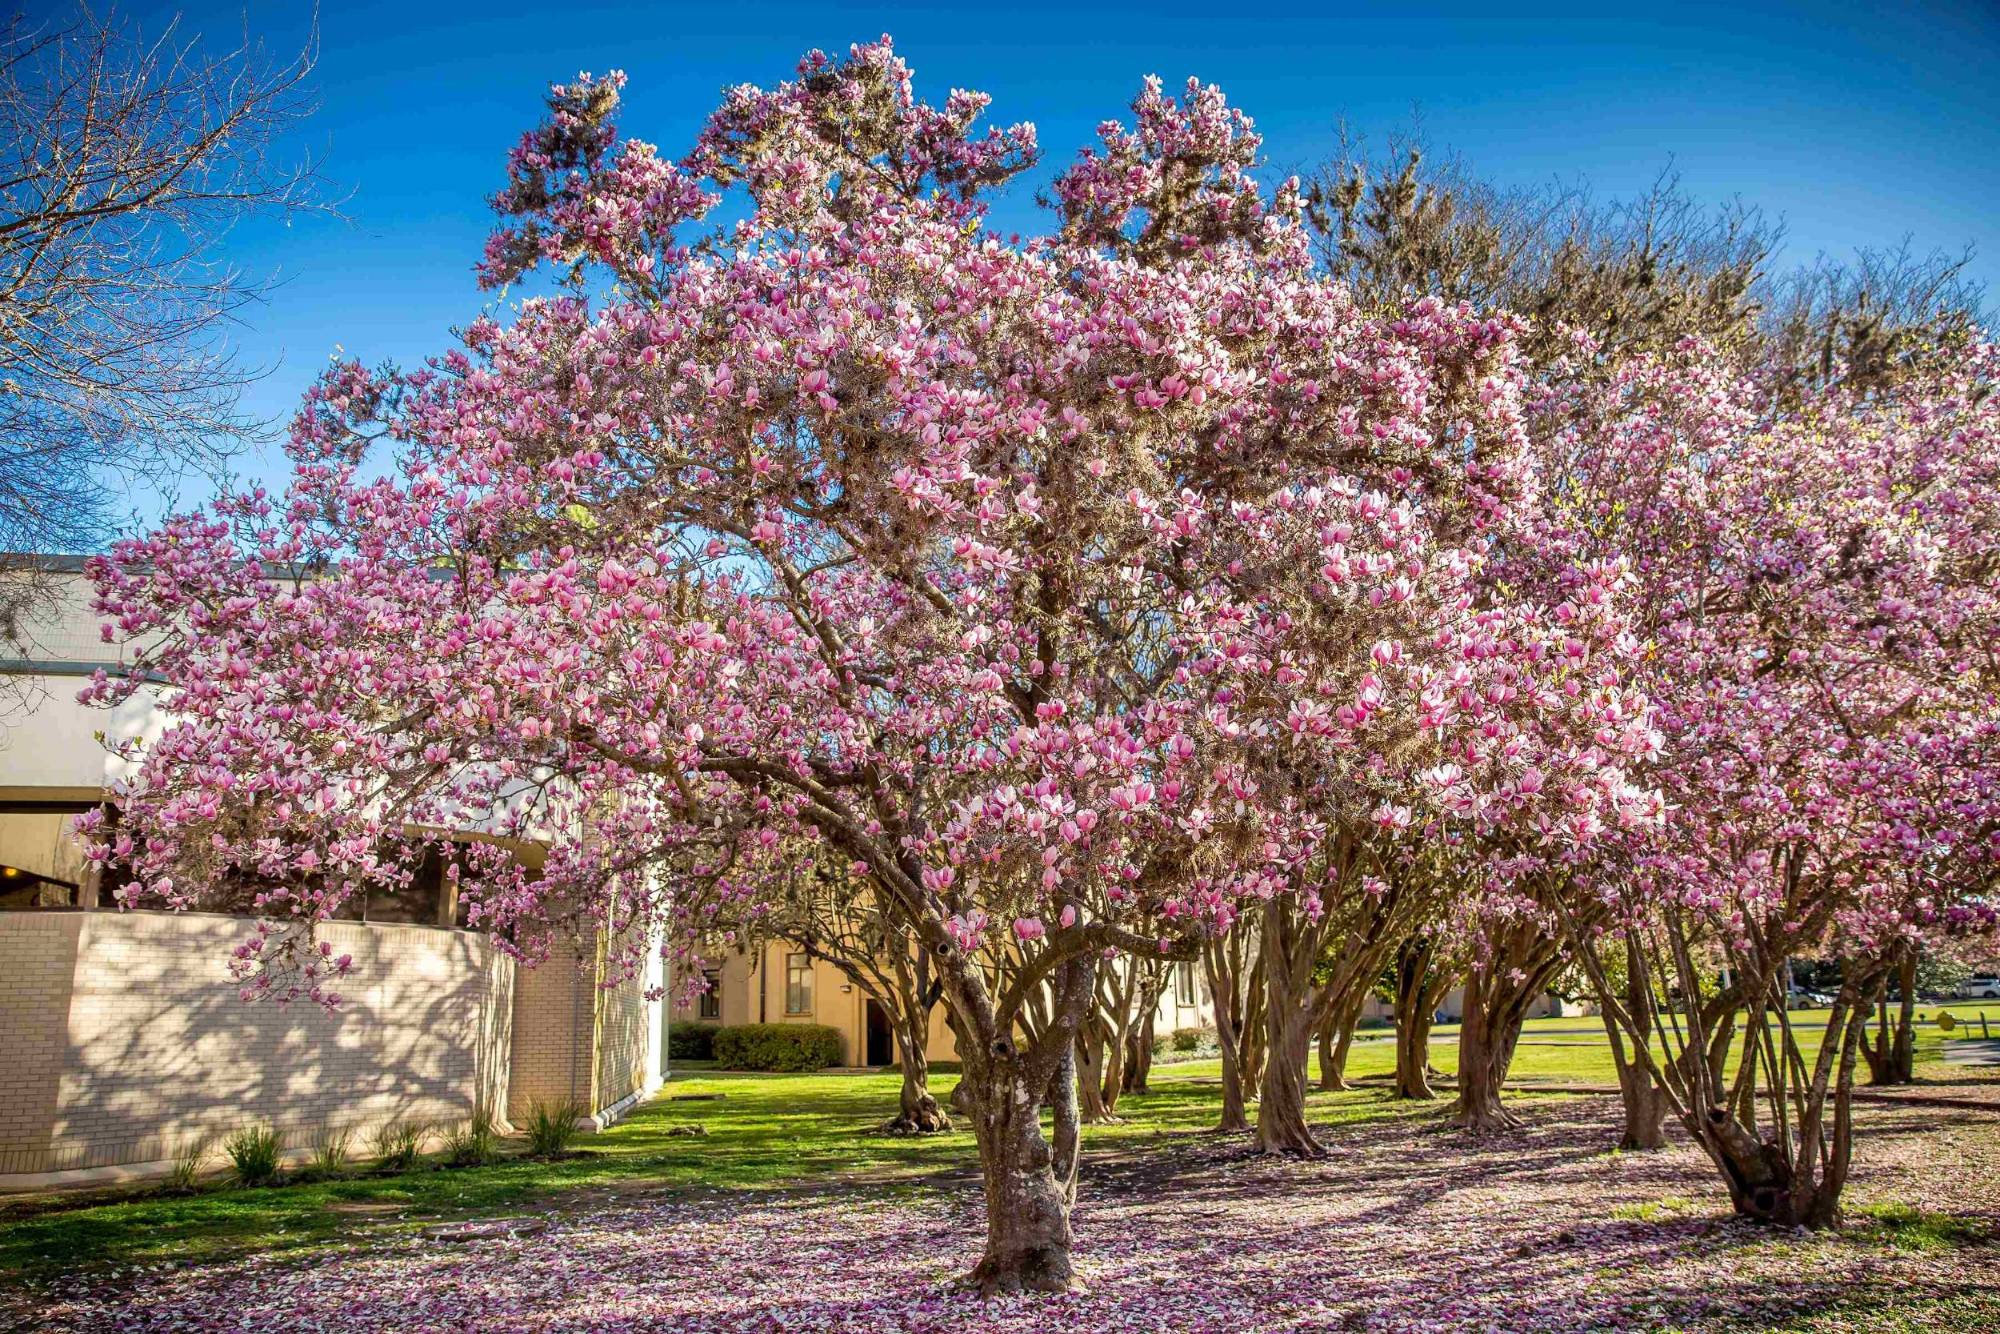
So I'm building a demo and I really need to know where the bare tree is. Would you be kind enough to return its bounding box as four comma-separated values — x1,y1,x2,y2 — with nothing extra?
1302,134,1982,393
0,3,323,652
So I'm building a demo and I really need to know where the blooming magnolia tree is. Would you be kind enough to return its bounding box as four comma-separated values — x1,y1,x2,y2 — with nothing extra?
78,40,1669,1289
1533,337,2000,1225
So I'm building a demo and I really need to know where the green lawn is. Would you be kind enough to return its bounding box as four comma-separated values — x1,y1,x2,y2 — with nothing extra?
2,1002,1993,1289
0,1062,1459,1286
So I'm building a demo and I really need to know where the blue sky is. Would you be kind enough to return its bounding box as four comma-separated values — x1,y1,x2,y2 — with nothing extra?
92,0,2000,522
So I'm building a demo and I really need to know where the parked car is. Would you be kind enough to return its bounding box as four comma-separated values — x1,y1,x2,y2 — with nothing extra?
1785,987,1833,1009
1959,975,2000,1000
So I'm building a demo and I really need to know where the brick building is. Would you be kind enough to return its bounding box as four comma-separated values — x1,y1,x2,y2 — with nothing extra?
0,560,667,1187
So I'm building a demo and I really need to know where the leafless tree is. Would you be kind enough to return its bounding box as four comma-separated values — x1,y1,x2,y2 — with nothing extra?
0,3,324,667
1302,133,1982,392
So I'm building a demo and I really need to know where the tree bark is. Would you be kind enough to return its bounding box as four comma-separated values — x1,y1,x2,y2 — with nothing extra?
1614,1059,1670,1150
1451,985,1518,1132
951,954,1098,1295
1075,1025,1116,1124
1256,995,1324,1155
1314,987,1366,1093
1254,898,1329,1155
1316,1016,1343,1092
1206,927,1260,1133
1394,1007,1437,1100
1452,969,1532,1133
1605,936,1667,1149
966,1066,1076,1294
1863,954,1917,1086
1392,937,1446,1101
882,1016,951,1134
1124,1008,1156,1095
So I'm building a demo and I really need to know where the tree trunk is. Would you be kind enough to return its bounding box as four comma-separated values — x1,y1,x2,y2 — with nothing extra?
950,953,1098,1296
1392,938,1444,1100
1255,999,1323,1155
1074,1026,1116,1124
1206,932,1256,1133
1216,1006,1251,1132
1100,1007,1131,1118
1451,976,1522,1133
882,1016,951,1135
1614,1059,1670,1150
1316,1016,1342,1092
966,1066,1075,1295
1124,1009,1155,1095
1863,955,1917,1086
1606,937,1667,1149
1394,1006,1436,1100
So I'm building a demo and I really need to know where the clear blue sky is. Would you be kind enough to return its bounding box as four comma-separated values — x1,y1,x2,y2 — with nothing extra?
96,0,2000,520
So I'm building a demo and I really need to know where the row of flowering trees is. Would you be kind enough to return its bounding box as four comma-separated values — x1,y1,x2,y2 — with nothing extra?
81,40,1995,1294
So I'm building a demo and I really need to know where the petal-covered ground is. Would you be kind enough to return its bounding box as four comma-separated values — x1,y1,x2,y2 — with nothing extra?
27,1098,2000,1333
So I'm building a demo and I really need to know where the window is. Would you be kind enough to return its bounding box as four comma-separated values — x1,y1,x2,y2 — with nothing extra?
698,970,722,1020
1175,960,1197,1006
784,953,814,1015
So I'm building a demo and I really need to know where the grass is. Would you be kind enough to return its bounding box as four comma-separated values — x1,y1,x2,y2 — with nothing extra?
1,1009,1991,1291
1852,1201,1992,1252
0,1061,1469,1286
1610,1194,1698,1222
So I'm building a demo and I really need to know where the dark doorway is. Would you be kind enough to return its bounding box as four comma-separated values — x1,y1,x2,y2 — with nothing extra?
864,999,893,1067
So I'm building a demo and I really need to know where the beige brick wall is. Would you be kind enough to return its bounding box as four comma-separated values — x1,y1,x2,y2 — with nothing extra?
506,940,597,1119
506,935,656,1120
0,911,515,1176
594,961,650,1108
0,913,84,1172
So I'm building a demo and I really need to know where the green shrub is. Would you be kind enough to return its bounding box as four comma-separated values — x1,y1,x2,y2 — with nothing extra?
443,1109,499,1167
371,1119,429,1172
668,1021,721,1061
1153,1026,1219,1063
304,1127,352,1180
165,1136,211,1193
712,1022,844,1072
525,1099,587,1157
224,1125,282,1186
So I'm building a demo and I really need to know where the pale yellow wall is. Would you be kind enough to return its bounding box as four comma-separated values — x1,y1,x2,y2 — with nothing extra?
677,942,1213,1068
0,910,515,1178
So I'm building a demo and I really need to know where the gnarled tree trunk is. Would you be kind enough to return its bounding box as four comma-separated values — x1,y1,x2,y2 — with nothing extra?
1603,936,1666,1149
1862,953,1917,1086
885,1014,951,1134
1124,1007,1156,1095
1451,977,1520,1133
1257,996,1321,1155
1316,991,1365,1091
967,1065,1076,1294
951,953,1098,1295
1075,1023,1115,1124
1451,915,1564,1134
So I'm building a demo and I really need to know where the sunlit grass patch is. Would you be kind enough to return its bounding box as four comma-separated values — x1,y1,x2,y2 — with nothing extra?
1852,1201,1990,1252
1611,1194,1699,1222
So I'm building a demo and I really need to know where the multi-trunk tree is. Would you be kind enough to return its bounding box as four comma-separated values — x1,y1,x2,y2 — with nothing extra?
752,862,951,1132
1534,338,2000,1226
78,36,1992,1299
